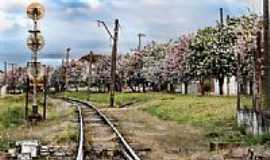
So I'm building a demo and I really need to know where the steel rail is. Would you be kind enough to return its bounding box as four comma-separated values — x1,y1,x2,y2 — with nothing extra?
65,97,141,160
76,105,84,160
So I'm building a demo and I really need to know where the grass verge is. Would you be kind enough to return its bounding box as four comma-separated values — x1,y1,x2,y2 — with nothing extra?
64,91,258,145
0,95,78,151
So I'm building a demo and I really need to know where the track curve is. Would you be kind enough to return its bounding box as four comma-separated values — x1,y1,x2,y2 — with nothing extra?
64,97,141,160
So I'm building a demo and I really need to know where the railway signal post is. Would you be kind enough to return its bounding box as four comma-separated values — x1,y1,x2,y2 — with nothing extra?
26,2,45,122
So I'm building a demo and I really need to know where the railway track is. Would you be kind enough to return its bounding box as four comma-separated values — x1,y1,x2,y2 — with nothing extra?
64,98,141,160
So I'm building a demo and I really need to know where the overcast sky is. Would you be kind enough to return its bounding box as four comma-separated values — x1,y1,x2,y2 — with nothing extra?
0,0,262,69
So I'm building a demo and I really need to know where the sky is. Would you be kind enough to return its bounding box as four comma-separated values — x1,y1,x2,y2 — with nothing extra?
0,0,262,69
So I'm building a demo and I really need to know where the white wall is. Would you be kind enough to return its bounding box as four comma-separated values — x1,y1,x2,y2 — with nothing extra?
214,76,237,96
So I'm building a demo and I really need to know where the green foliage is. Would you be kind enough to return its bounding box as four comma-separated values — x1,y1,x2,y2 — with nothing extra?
244,134,270,145
186,25,237,82
0,139,15,151
0,107,24,128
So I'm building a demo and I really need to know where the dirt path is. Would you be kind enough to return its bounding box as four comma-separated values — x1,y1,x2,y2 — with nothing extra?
103,108,209,160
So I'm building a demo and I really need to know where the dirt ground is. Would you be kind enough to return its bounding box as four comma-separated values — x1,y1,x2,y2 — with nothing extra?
103,107,210,160
102,106,270,160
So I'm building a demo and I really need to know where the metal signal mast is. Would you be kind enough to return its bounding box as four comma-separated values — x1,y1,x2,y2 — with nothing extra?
26,2,45,121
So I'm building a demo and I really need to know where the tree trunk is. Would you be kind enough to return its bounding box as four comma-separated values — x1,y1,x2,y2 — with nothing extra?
218,77,224,96
76,85,79,92
171,84,175,93
227,77,230,95
128,84,136,92
200,80,205,96
142,82,146,93
184,82,188,95
249,80,253,96
119,82,122,92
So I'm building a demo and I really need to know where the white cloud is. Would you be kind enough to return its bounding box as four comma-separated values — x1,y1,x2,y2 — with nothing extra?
0,0,257,68
87,0,102,9
0,0,34,31
0,12,13,32
0,0,30,11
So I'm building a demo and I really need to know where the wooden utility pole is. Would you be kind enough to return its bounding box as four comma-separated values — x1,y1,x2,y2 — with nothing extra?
25,77,29,120
88,51,94,93
9,63,16,94
110,19,119,107
262,0,270,108
43,66,49,120
65,48,71,91
97,19,120,107
220,8,224,26
226,15,230,23
237,53,241,111
4,61,7,85
255,31,262,111
138,33,146,51
219,8,224,95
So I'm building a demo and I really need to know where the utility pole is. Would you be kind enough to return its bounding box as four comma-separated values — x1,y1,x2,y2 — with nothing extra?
25,77,29,120
138,33,146,51
237,53,241,111
220,8,224,26
110,19,119,107
9,63,16,94
255,31,262,111
226,15,230,23
219,8,224,95
88,51,94,93
4,61,7,85
262,0,270,108
43,66,49,120
65,48,71,91
98,19,119,107
137,33,146,92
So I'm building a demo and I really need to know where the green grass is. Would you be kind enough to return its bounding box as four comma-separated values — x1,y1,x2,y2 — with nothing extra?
0,95,25,150
145,95,238,126
0,95,78,151
0,96,25,130
142,95,245,143
64,91,156,107
65,91,256,145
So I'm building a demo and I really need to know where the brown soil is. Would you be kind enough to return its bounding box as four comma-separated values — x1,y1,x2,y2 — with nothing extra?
103,108,209,160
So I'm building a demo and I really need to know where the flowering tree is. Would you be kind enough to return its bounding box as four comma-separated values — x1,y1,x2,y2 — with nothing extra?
141,41,171,91
165,34,192,93
230,14,261,94
50,68,65,92
125,51,146,92
185,24,237,95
